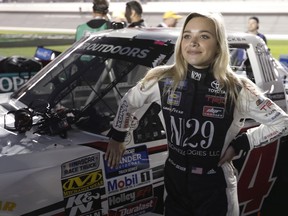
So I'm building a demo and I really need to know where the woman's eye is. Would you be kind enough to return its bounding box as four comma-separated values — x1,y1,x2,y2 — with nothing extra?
183,34,191,39
200,35,210,39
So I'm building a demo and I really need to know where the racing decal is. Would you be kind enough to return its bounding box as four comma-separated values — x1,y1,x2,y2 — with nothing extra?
0,72,36,93
205,95,226,105
61,153,100,178
152,54,167,67
76,37,174,67
265,109,281,121
266,92,285,101
167,91,181,106
257,99,273,111
109,197,158,216
0,200,16,212
238,140,278,216
64,189,102,216
108,184,153,209
62,170,104,198
104,145,150,179
190,70,202,81
208,80,226,95
81,43,149,58
61,154,104,216
169,116,215,150
164,78,187,90
260,126,287,145
162,106,184,115
227,36,247,42
115,100,130,129
107,170,151,194
202,106,225,118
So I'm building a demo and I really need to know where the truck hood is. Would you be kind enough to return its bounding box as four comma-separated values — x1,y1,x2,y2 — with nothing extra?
0,96,108,157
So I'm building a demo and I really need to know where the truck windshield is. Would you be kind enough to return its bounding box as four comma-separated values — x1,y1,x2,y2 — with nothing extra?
11,36,174,116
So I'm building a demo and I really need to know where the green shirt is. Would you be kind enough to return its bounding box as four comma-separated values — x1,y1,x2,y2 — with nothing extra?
75,21,108,41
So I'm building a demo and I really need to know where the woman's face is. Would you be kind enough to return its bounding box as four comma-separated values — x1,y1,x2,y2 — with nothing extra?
181,16,219,69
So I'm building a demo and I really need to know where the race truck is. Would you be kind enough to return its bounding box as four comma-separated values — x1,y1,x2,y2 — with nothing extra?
0,46,60,93
0,27,288,216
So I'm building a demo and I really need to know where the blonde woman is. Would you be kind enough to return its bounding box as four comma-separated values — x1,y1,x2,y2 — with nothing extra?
105,12,288,215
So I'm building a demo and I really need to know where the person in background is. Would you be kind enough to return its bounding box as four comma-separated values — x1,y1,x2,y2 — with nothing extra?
125,0,147,28
247,16,267,44
157,11,182,27
105,11,288,215
75,0,111,41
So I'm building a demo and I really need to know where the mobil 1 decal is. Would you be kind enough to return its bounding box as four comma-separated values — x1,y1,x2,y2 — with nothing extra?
76,37,174,67
104,145,150,179
61,153,105,216
107,170,152,194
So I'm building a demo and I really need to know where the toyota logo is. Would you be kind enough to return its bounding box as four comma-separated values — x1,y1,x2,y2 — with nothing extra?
211,80,220,90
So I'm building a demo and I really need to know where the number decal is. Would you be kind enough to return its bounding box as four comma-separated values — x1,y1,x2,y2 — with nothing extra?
238,140,278,215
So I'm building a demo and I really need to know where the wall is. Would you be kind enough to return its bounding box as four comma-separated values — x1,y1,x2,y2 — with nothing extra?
0,1,288,38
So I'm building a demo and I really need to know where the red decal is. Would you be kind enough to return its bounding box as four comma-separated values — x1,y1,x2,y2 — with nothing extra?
238,140,279,215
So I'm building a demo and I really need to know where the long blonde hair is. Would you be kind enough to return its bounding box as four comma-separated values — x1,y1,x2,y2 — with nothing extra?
141,11,243,103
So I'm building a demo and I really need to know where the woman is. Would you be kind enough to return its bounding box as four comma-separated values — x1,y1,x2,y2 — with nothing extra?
105,12,288,216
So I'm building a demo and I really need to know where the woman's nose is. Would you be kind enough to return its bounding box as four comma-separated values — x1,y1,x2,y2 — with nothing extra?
190,39,198,47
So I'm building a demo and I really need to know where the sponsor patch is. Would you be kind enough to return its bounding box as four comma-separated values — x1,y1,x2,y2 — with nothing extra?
206,95,225,105
190,70,202,81
108,184,153,209
208,80,226,95
62,170,104,198
61,153,100,178
115,100,129,128
256,97,265,106
64,189,102,216
104,145,150,179
258,99,273,111
202,106,224,118
266,92,285,101
0,200,16,212
191,71,202,81
109,197,157,216
107,170,151,194
76,37,175,68
167,91,181,106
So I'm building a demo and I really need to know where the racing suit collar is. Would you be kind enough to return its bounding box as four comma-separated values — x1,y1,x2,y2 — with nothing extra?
187,64,211,82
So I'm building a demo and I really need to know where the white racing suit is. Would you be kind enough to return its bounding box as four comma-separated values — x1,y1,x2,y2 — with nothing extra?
109,67,288,216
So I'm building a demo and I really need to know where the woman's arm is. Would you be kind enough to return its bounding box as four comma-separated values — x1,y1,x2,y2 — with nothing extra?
105,79,160,168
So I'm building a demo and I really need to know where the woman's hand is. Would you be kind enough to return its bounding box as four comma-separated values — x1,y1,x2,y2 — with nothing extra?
105,138,126,169
218,145,236,167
